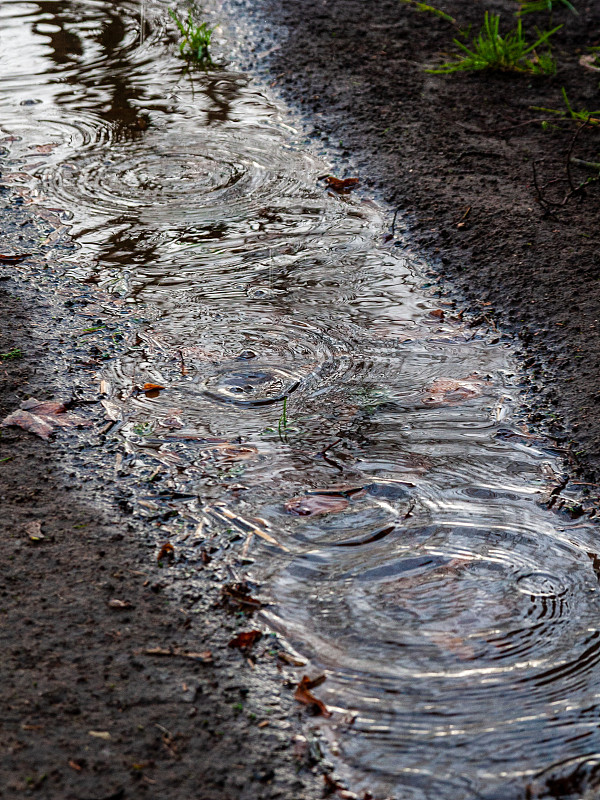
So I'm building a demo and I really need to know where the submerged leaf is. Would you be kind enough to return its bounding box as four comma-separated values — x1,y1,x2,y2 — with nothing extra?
285,494,349,516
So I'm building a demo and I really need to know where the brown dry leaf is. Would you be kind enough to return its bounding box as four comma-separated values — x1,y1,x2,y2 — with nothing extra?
143,382,165,399
25,520,44,541
294,675,331,717
34,143,59,154
107,598,133,610
0,253,32,263
1,398,90,439
144,647,212,663
429,309,445,320
228,630,262,650
157,542,175,564
88,731,111,740
322,175,359,194
422,377,483,406
285,494,349,517
68,760,83,772
220,582,264,613
278,651,307,667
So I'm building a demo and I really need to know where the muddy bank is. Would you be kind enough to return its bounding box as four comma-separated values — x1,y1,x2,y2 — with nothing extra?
0,194,322,799
247,0,600,478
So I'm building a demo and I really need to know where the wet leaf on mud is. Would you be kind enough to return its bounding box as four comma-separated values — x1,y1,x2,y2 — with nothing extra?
143,382,166,398
157,542,175,564
285,494,349,516
1,399,91,439
107,598,133,610
429,309,445,320
144,646,213,663
88,730,112,740
320,175,360,194
25,520,44,541
278,651,307,667
228,630,262,650
294,675,331,717
422,377,484,406
220,582,264,613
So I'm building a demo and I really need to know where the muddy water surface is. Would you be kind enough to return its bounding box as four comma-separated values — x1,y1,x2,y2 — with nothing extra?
3,2,600,797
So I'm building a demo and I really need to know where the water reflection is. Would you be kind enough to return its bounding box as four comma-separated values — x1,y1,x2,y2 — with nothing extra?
2,1,600,797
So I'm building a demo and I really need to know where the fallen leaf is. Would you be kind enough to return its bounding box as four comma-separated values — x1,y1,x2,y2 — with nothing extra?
422,377,483,406
25,520,44,541
88,730,111,740
278,651,307,667
429,309,445,320
107,598,133,610
285,494,349,517
321,175,359,194
143,382,165,398
34,143,59,154
220,582,264,613
228,630,262,650
68,760,83,772
157,542,174,564
1,398,91,439
294,675,331,717
0,253,32,263
144,647,212,663
258,720,270,728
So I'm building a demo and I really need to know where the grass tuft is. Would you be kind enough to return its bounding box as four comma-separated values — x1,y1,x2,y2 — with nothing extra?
169,7,214,63
518,0,577,16
427,12,561,75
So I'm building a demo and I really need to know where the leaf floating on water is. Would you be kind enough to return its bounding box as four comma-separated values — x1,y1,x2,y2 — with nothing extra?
422,377,483,406
285,494,349,517
1,398,91,439
143,382,165,398
228,630,262,650
320,175,360,194
157,542,174,564
294,675,331,717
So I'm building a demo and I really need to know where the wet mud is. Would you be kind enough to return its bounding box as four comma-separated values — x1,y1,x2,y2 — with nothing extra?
3,1,600,799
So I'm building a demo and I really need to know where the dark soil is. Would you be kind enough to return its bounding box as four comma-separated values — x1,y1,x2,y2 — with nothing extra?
249,0,600,477
0,194,323,799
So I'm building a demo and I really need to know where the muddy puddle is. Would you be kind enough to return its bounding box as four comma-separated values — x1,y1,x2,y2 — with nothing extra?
3,1,600,797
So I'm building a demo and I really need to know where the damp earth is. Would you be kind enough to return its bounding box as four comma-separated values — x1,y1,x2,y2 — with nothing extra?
2,2,600,799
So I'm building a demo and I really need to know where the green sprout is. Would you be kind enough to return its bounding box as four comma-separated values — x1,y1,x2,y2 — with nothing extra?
518,0,577,15
427,12,561,75
0,348,23,360
169,7,214,63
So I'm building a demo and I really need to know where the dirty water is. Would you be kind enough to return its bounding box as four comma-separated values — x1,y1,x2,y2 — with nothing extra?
3,1,600,798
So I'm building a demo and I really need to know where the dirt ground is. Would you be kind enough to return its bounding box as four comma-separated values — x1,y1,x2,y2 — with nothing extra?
0,193,325,799
3,1,600,797
248,0,600,479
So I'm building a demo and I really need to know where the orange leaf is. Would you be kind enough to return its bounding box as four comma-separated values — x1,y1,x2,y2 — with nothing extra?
322,175,359,194
228,630,262,649
294,675,331,717
143,382,165,399
157,542,174,563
